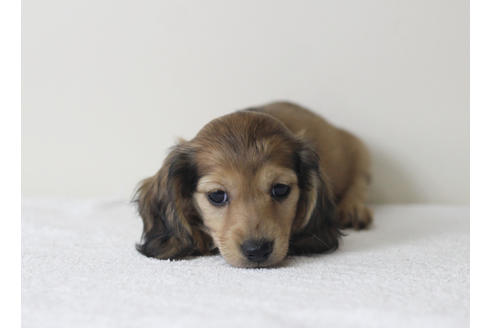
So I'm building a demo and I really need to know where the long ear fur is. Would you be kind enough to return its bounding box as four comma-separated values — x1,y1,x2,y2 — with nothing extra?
289,141,341,255
134,143,213,259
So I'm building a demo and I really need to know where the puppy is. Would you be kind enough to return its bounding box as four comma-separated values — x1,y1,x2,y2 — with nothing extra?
134,102,372,267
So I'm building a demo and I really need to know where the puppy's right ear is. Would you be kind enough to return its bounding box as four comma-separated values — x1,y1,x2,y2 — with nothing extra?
134,143,211,259
289,139,341,255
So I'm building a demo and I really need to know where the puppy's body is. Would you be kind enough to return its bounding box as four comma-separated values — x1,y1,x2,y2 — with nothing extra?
135,102,372,267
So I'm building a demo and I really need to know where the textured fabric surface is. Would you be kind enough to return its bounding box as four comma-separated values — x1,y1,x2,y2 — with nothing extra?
22,198,469,328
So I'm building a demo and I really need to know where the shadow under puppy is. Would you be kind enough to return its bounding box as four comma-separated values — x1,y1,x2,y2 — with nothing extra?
134,102,372,268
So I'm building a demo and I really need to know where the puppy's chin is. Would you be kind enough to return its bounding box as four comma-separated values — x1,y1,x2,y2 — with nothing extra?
219,244,289,268
224,256,286,268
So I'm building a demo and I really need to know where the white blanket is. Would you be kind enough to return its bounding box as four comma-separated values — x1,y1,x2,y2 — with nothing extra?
22,198,469,328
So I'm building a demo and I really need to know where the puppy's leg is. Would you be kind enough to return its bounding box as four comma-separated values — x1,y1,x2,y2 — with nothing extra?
336,134,373,230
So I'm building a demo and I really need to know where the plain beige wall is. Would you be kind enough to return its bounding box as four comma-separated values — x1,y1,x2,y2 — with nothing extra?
22,0,469,204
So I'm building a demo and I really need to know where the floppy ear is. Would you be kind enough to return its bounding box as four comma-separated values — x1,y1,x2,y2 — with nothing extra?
134,143,213,259
289,140,341,255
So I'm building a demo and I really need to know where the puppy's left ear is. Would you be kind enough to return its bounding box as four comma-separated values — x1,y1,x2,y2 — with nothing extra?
134,142,212,259
289,140,341,255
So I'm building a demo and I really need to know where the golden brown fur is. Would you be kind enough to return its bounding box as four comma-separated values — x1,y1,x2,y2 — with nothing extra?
134,101,372,267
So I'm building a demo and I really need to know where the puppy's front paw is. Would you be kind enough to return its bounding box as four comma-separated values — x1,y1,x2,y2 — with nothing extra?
337,202,373,230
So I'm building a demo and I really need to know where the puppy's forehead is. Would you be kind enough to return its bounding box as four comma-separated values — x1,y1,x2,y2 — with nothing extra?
196,164,298,193
192,111,298,172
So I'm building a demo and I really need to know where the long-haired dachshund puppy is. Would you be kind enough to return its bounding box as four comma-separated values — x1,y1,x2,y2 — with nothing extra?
135,102,372,267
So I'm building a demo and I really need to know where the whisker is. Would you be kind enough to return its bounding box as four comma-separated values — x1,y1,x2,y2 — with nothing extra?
310,233,330,248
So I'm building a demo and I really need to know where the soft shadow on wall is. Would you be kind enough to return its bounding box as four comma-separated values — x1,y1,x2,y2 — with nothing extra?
368,146,421,204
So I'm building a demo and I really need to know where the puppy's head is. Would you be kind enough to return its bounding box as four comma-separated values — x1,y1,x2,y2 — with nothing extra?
135,111,339,267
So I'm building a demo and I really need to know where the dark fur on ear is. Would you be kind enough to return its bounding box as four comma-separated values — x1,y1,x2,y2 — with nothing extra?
289,140,341,255
133,143,213,259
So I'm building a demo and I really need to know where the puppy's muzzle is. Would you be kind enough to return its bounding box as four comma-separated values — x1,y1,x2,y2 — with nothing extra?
240,239,274,263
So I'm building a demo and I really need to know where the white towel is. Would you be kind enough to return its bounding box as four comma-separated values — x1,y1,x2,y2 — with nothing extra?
22,198,469,328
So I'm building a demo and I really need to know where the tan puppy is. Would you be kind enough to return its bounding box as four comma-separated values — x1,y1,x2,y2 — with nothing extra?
135,102,372,267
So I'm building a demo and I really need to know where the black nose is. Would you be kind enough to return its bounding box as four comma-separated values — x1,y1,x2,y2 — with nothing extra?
240,239,274,263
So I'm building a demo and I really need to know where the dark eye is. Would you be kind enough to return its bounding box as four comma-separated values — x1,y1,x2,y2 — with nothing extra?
271,184,291,199
207,190,228,206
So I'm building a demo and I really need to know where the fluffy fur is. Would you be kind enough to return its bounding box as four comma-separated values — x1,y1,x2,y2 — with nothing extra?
134,102,372,267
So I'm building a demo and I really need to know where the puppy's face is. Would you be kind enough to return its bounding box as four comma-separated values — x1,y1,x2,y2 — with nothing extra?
135,110,335,268
193,162,300,267
190,113,310,267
